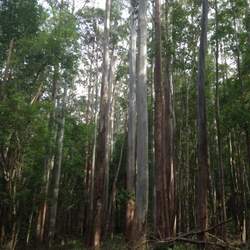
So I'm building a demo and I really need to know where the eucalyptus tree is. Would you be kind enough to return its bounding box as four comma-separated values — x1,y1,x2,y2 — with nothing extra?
196,0,209,247
133,0,149,248
1,0,250,248
126,0,137,240
48,77,67,246
162,0,177,237
91,0,112,248
213,0,226,239
76,5,104,242
154,0,171,239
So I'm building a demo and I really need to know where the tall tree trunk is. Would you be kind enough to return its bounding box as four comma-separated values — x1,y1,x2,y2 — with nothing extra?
48,80,67,245
154,0,170,239
126,0,137,240
104,51,116,226
85,40,100,245
231,1,249,241
82,78,92,236
92,0,111,248
164,0,176,237
133,0,149,248
106,141,124,237
36,66,58,243
185,79,190,232
214,0,226,240
86,110,98,244
245,2,250,209
196,0,209,248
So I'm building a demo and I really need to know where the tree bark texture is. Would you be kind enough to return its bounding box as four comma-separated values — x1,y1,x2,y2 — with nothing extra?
196,0,209,248
126,0,137,241
48,80,67,245
214,0,226,239
154,0,171,239
163,0,176,237
92,0,112,248
133,0,149,248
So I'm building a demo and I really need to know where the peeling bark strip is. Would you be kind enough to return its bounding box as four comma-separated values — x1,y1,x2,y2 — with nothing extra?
196,0,209,248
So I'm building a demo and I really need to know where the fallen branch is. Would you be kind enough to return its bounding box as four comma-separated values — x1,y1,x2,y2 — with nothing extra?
175,237,240,250
151,218,237,249
151,218,232,242
178,218,233,239
154,236,240,250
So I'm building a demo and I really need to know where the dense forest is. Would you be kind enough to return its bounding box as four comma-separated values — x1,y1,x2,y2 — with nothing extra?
0,0,250,249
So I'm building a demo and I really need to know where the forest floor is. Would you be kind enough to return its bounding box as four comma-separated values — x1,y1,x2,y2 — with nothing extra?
18,234,249,250
20,239,248,250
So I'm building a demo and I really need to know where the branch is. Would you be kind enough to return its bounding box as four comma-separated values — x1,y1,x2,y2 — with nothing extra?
30,82,44,105
175,237,240,250
181,218,233,238
152,219,234,248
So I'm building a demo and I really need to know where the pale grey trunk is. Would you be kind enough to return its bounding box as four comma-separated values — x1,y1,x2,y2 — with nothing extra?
86,35,100,244
48,81,67,245
107,51,116,154
135,0,148,245
26,210,34,245
87,110,97,242
168,60,176,236
126,0,137,238
104,53,116,224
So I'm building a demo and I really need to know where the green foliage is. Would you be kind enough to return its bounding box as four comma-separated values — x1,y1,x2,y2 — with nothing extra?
172,244,195,250
154,243,196,250
0,0,250,248
101,235,128,250
0,0,43,49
